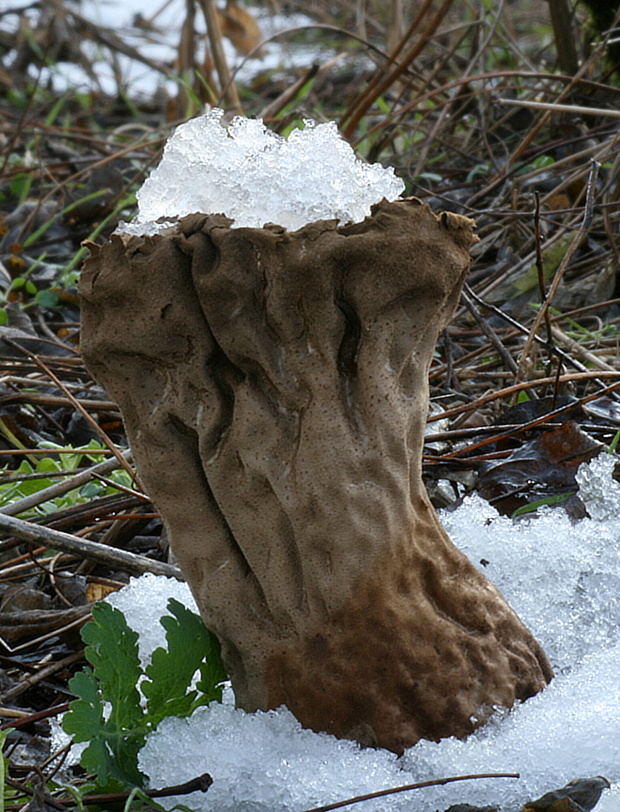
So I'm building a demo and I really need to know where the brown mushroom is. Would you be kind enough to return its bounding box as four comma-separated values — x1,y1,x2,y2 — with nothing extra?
80,198,552,754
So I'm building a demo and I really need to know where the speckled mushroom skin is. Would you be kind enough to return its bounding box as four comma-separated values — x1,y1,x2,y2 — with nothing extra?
80,198,552,753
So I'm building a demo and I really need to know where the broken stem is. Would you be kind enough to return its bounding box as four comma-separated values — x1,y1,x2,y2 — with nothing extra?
199,0,242,112
461,290,519,376
427,371,620,427
436,379,620,462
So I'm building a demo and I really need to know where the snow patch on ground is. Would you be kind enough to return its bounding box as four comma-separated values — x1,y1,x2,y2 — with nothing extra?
102,453,620,812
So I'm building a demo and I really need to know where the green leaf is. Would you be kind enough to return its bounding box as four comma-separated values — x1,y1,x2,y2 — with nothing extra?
34,289,60,308
66,669,102,728
196,630,227,705
122,786,173,812
63,598,227,799
64,669,108,783
531,154,555,169
82,603,144,736
81,738,113,788
0,726,12,812
80,480,105,499
64,604,146,789
142,599,225,725
9,173,32,202
36,457,61,474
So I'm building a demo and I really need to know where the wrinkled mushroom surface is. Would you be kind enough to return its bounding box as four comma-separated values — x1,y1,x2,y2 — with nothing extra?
80,198,552,753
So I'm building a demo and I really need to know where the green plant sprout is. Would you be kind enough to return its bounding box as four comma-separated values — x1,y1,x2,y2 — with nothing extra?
0,441,133,518
60,191,137,279
63,599,226,797
544,305,620,343
0,260,60,324
511,491,575,518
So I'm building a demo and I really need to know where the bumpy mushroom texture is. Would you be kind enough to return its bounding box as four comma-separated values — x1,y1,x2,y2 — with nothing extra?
80,198,552,753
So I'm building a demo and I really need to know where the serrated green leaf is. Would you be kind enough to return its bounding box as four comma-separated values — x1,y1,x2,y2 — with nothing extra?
81,738,112,787
196,631,227,705
63,598,227,799
107,734,146,789
65,669,103,739
143,598,225,725
64,669,110,785
82,603,143,733
64,604,147,789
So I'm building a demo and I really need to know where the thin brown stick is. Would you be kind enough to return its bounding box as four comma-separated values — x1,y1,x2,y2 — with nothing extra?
199,0,242,112
76,773,213,806
340,0,436,136
259,64,320,121
550,325,619,372
533,190,559,391
437,380,619,461
0,608,91,654
300,772,520,812
354,69,620,150
498,97,620,119
0,650,84,703
518,160,600,378
0,702,71,730
461,290,519,375
9,343,138,486
0,448,115,457
426,371,620,424
0,393,119,411
501,40,608,173
341,0,455,139
229,24,392,90
0,513,183,580
533,192,554,351
463,284,603,384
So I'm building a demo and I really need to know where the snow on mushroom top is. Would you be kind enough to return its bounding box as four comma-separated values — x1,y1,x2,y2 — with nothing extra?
119,108,405,234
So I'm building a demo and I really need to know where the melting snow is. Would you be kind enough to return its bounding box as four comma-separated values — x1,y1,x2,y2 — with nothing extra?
103,453,620,812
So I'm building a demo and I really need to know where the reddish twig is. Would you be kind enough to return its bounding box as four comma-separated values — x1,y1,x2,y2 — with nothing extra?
436,379,620,461
300,772,519,812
